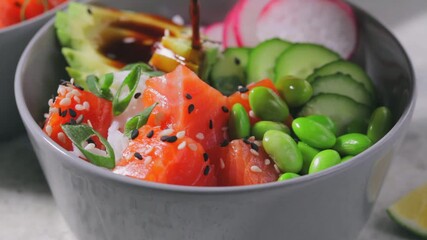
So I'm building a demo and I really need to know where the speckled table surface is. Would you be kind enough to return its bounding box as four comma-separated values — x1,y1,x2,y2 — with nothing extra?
1,1,427,239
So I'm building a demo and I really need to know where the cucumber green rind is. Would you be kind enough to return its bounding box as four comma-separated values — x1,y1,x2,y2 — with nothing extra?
298,94,371,135
210,55,246,96
311,73,374,106
275,43,340,82
247,38,292,83
307,60,376,97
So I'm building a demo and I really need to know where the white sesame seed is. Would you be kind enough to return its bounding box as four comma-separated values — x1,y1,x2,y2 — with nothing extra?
241,93,248,100
274,164,280,174
87,120,93,128
58,86,67,95
264,159,271,166
196,133,205,140
49,108,59,114
84,143,96,150
76,115,84,124
83,101,90,110
220,158,225,169
248,136,256,141
250,149,259,156
48,99,54,107
59,98,71,107
45,125,52,136
44,113,50,119
123,37,136,44
171,15,184,25
66,92,74,99
71,89,81,96
177,141,187,150
75,104,85,111
250,165,262,173
188,143,198,151
57,132,66,143
254,140,262,146
176,131,186,139
74,96,81,103
237,85,244,90
159,129,174,136
70,79,75,85
249,110,256,118
144,146,154,155
144,156,152,165
164,29,170,37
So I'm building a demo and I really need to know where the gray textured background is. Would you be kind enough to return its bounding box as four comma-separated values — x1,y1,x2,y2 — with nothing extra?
1,1,427,239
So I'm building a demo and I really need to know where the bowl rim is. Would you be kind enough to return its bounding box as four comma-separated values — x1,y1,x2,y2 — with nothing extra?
15,4,416,194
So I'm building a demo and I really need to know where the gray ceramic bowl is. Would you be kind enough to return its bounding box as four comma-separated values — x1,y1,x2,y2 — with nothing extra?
0,1,70,140
15,1,415,239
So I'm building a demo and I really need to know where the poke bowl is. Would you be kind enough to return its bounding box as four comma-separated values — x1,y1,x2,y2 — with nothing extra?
15,0,415,239
0,0,69,140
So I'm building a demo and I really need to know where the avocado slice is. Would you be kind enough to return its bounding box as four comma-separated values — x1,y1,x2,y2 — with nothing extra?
55,2,184,87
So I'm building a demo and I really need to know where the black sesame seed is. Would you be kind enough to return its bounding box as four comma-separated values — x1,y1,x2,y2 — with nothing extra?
250,142,259,151
243,138,250,144
14,1,21,7
203,153,209,162
221,106,229,113
185,93,192,100
60,109,68,117
203,165,210,176
87,8,92,15
134,152,143,160
160,135,178,143
188,104,195,114
238,86,249,93
68,118,77,125
234,57,241,65
209,119,213,129
69,109,77,118
146,130,154,138
131,129,139,140
60,79,68,86
134,92,142,99
87,138,95,144
220,140,229,147
75,85,84,91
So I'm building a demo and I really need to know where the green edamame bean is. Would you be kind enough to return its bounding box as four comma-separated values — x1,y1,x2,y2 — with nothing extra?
278,172,300,181
341,155,354,163
367,106,393,143
306,115,337,135
275,76,313,107
229,103,250,139
308,149,341,174
249,87,289,122
346,119,368,134
263,130,303,173
292,117,336,149
333,133,372,155
297,141,320,174
251,121,290,140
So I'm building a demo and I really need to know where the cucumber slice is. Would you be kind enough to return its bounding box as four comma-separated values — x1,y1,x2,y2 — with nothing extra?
307,60,375,97
224,47,251,69
275,43,340,82
247,38,292,83
311,73,374,106
210,54,246,96
299,94,371,135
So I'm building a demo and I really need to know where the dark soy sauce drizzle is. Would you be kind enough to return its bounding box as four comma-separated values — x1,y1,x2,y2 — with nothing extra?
190,0,201,51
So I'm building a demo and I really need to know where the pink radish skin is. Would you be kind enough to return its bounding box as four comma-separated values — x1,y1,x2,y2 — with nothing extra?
257,0,357,58
233,0,271,47
223,2,241,48
204,22,224,42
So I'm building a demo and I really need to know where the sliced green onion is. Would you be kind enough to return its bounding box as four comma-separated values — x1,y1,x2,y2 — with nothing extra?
113,65,142,116
61,124,115,169
122,62,164,77
86,74,113,101
124,103,158,138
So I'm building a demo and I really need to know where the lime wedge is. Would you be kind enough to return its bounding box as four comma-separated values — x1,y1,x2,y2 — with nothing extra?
387,183,427,239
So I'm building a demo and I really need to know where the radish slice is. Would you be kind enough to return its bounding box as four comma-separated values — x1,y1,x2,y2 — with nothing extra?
223,1,241,48
233,0,271,47
256,0,357,58
204,22,224,42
